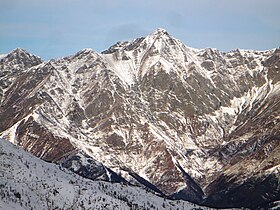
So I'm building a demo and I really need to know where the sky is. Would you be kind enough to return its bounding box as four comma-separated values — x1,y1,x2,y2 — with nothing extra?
0,0,279,60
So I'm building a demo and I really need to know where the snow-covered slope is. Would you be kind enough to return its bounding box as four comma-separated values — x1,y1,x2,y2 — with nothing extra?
0,138,207,210
0,29,279,209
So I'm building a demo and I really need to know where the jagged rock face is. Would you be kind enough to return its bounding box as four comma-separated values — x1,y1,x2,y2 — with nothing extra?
0,29,279,208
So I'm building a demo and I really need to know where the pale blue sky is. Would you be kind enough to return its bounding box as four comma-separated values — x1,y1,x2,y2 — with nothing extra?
1,0,279,60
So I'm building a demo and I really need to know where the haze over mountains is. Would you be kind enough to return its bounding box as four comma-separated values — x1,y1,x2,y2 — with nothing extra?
0,28,279,209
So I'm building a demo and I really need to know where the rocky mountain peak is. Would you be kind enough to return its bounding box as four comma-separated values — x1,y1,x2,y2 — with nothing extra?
77,48,95,55
151,28,169,36
0,48,43,98
145,28,177,46
70,48,100,61
102,28,176,55
1,48,42,67
8,48,42,62
11,47,29,54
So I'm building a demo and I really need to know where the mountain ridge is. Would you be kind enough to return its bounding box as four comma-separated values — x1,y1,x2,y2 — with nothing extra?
0,28,279,209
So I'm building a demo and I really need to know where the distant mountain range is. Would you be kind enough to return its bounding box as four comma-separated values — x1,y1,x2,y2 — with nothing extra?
0,28,279,209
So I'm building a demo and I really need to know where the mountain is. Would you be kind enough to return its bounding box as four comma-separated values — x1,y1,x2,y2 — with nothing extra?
0,138,204,209
0,28,279,209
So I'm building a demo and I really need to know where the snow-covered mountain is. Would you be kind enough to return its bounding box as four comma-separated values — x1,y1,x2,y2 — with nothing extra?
0,138,205,209
0,28,279,209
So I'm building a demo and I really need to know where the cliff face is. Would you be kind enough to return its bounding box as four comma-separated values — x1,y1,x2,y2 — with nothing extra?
1,29,279,208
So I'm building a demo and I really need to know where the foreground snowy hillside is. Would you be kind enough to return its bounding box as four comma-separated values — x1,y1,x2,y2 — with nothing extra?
0,138,207,210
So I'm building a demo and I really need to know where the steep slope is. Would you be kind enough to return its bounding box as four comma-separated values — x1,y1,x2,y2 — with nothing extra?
0,29,279,208
203,49,280,208
0,138,205,210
